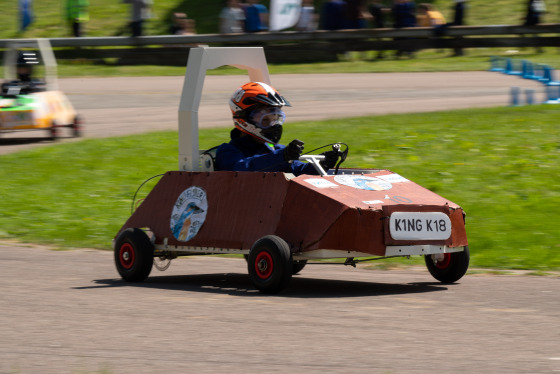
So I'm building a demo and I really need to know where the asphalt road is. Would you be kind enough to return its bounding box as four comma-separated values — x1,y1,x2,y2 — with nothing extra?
0,245,558,374
0,71,544,154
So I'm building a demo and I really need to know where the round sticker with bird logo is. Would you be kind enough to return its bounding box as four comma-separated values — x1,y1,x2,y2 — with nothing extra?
170,186,208,242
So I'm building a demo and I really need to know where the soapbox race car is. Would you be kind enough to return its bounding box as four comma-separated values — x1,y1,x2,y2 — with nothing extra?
113,47,469,294
0,39,81,140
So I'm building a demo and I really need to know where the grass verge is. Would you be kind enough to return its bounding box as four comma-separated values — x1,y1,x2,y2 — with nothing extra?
0,47,557,79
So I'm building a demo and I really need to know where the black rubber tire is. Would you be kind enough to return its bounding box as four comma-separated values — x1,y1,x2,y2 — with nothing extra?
71,116,82,137
425,246,470,283
114,228,154,282
245,255,306,276
248,235,293,294
292,260,308,275
48,123,58,141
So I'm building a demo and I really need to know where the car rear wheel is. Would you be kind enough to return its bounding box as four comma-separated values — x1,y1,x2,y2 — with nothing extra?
114,228,154,282
425,246,470,283
71,116,82,137
248,235,293,294
48,122,58,141
245,255,306,275
292,260,307,275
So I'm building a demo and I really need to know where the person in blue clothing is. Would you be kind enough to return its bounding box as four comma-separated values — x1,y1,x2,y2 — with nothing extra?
215,82,339,176
392,0,417,58
392,0,416,28
320,0,347,30
244,0,268,32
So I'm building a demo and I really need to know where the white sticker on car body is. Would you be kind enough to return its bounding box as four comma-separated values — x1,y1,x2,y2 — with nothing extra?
334,175,392,191
377,173,410,183
363,200,385,205
304,178,338,188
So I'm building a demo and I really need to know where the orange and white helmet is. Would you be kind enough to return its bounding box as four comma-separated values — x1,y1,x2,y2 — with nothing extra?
229,82,291,144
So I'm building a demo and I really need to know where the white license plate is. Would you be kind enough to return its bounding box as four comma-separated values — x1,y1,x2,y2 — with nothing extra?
389,212,451,241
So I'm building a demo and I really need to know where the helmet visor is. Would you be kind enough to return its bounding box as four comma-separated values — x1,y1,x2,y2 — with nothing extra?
248,106,286,129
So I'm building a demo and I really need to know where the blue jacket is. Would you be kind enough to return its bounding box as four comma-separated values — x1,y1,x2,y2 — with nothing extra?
244,4,268,32
215,129,318,176
393,2,416,28
321,0,347,30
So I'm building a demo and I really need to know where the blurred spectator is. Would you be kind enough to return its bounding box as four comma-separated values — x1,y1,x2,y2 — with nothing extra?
170,12,185,34
523,0,546,53
296,0,317,31
452,0,467,26
345,0,368,29
368,0,389,59
320,0,347,30
523,0,546,25
19,0,34,32
66,0,89,37
392,0,416,28
392,0,416,58
220,0,246,34
416,3,445,27
368,0,388,28
244,0,268,32
451,0,467,56
123,0,153,37
170,12,197,35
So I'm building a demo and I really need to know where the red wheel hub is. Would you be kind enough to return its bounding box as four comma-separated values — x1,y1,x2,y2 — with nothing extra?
255,251,273,280
119,243,135,269
435,253,451,269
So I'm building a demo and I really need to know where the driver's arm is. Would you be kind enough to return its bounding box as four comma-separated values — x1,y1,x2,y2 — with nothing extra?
290,160,320,176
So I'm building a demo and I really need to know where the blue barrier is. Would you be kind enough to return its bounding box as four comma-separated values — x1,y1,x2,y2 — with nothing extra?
493,58,560,106
525,89,535,105
491,57,557,83
510,87,541,106
539,65,560,87
539,65,552,84
510,86,521,106
534,63,546,81
521,60,534,79
489,56,504,72
545,85,560,104
504,58,522,75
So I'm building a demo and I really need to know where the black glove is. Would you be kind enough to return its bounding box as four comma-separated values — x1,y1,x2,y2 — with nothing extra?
284,139,304,162
319,150,339,170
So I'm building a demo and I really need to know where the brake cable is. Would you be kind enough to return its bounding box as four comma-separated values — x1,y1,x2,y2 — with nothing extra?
130,173,165,215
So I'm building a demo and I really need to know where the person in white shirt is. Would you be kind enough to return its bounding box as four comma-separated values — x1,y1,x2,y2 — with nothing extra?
220,0,246,33
296,0,317,31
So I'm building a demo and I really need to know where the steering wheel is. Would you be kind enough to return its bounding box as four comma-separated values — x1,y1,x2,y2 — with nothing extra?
299,143,349,176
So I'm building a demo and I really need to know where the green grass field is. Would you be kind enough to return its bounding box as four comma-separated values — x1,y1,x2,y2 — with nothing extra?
0,105,559,271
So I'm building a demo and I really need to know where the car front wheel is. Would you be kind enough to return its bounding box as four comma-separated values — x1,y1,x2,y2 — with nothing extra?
114,228,154,282
425,246,470,283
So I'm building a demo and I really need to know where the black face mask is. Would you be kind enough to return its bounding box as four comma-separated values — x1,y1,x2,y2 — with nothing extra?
261,125,283,144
